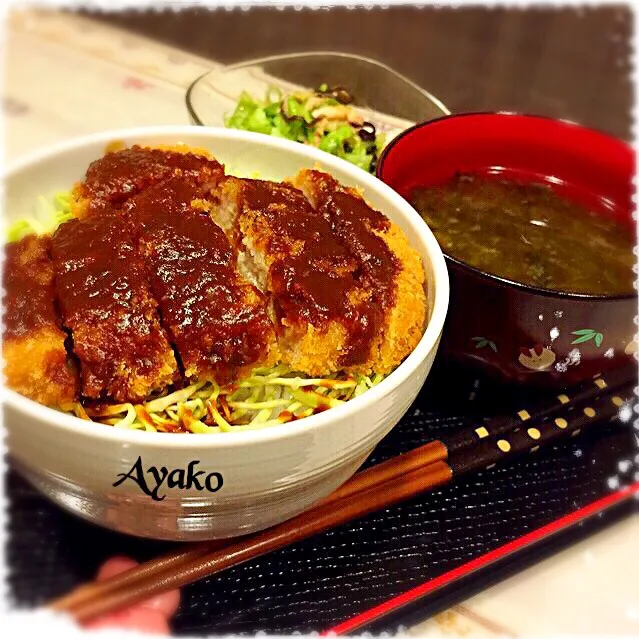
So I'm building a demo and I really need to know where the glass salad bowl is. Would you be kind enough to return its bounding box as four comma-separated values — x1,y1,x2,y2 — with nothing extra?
185,52,450,173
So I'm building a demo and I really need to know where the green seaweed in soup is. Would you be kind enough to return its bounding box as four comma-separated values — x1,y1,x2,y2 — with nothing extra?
411,174,635,295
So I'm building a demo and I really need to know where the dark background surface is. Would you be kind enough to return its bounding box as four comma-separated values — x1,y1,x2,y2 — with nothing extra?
84,5,633,140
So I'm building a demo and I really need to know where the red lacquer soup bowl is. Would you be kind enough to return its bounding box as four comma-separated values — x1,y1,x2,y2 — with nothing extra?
377,112,636,387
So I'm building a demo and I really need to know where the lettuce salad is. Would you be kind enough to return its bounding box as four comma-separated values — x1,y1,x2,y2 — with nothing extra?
225,84,385,173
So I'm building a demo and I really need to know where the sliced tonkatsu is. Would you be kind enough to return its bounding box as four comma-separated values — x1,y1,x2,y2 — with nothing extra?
3,235,78,407
216,177,383,376
294,169,427,374
51,214,179,403
124,177,279,384
4,142,429,426
71,144,225,218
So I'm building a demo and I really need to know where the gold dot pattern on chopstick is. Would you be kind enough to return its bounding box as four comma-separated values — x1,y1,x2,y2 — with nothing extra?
475,426,489,439
583,407,596,418
594,378,607,389
517,410,531,421
497,439,511,452
612,396,624,407
557,394,570,404
527,427,541,440
486,463,496,470
530,445,540,453
572,428,581,437
555,418,568,429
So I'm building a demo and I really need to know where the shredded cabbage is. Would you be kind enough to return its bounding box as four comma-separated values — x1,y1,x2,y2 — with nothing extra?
10,191,386,433
75,366,385,433
6,192,74,242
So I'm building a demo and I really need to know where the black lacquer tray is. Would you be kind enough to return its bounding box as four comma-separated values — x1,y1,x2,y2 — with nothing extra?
7,357,638,634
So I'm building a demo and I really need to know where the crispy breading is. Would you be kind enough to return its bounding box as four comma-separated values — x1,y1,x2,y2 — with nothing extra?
2,331,78,407
215,177,383,376
2,235,78,406
70,144,224,218
294,169,427,374
373,222,427,373
125,177,279,384
51,215,178,402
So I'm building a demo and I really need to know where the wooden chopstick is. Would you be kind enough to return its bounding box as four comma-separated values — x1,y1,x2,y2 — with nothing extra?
51,439,449,613
49,371,636,623
48,541,227,612
65,461,455,623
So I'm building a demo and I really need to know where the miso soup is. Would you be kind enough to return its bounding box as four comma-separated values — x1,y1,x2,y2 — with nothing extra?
411,174,635,295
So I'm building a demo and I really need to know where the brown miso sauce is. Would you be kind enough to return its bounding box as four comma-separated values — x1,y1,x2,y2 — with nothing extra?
243,178,394,366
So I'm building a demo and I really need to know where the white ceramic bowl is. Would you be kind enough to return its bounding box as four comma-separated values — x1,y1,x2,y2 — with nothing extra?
4,127,449,541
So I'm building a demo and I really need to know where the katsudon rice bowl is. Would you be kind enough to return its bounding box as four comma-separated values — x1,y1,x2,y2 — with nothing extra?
3,127,449,540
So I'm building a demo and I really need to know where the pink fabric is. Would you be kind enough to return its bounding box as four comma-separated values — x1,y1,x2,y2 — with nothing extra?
82,557,180,634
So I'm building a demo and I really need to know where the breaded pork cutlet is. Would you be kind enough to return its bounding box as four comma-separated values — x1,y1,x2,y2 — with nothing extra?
216,177,385,376
3,235,78,406
294,169,427,374
124,177,278,384
71,144,224,218
51,214,178,403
